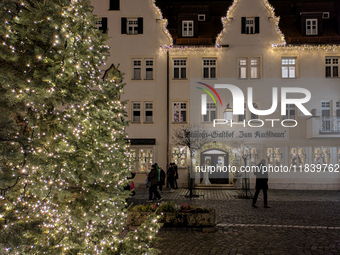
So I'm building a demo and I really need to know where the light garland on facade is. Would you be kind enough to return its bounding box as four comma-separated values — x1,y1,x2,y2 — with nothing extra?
151,0,173,46
272,44,340,52
216,0,286,46
160,45,223,54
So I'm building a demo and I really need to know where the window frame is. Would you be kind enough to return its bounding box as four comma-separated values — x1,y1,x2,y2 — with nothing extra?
182,20,194,37
281,57,297,79
245,18,255,34
325,57,339,78
282,104,296,120
132,101,141,123
237,57,261,80
202,102,216,123
144,102,153,123
130,146,154,173
306,18,318,35
145,59,154,80
173,59,187,79
202,58,217,79
132,59,142,80
171,146,187,168
172,102,187,123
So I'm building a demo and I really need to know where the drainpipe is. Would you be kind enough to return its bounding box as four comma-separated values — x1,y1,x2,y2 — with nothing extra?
166,50,170,187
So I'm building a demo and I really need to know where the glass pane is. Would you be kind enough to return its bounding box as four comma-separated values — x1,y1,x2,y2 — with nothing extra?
134,68,141,79
333,66,338,77
181,68,186,79
250,67,258,78
289,67,295,78
146,69,153,79
240,67,247,78
210,68,216,78
203,112,209,122
181,111,187,122
282,66,288,78
174,68,179,78
203,67,209,78
210,111,216,122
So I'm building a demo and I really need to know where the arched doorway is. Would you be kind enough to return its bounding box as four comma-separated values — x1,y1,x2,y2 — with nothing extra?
200,149,229,184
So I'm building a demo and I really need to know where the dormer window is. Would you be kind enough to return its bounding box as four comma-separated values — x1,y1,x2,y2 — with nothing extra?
241,17,259,34
182,21,194,37
306,19,317,35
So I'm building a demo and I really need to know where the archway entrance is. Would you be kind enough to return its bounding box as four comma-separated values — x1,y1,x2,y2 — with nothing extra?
200,149,229,184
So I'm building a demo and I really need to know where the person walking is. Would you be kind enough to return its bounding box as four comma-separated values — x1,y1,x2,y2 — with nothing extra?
167,163,175,192
173,163,179,189
147,164,162,202
159,166,166,191
252,159,271,208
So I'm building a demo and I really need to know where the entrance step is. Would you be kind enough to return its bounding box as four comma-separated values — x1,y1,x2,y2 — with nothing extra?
196,184,235,190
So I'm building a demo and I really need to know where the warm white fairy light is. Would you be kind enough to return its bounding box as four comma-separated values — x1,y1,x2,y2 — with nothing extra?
272,44,340,52
216,0,286,46
1,0,161,253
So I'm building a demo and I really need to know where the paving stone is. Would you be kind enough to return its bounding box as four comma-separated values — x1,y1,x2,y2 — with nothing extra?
128,189,340,254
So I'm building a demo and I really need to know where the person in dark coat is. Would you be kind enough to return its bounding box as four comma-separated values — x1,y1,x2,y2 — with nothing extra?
167,163,175,192
173,163,178,189
147,164,162,202
159,166,166,191
252,159,271,208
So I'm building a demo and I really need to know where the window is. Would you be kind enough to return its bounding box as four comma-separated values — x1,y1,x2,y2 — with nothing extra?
121,17,143,35
173,59,187,79
132,59,141,80
127,19,138,35
322,12,330,19
144,102,153,123
203,58,216,79
246,18,255,34
251,103,259,120
241,17,259,34
325,57,339,78
109,0,120,10
267,147,282,167
132,102,141,122
250,58,260,79
238,57,260,79
282,58,296,78
203,103,216,122
336,102,340,118
314,147,330,166
172,146,187,167
145,59,153,79
238,103,247,122
249,147,258,166
306,19,317,35
182,21,193,37
198,14,206,21
238,58,247,79
321,101,331,132
173,102,187,122
290,147,306,167
282,104,296,120
131,147,154,172
95,18,108,33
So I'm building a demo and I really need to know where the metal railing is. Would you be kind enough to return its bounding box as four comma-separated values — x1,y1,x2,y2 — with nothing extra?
320,117,340,132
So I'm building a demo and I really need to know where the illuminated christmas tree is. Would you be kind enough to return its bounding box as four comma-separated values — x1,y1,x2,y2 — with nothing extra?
0,0,160,254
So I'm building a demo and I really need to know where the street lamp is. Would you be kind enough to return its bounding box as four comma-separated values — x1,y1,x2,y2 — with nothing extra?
223,103,233,121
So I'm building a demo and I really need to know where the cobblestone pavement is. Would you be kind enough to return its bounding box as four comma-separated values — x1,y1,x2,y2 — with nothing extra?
129,189,340,254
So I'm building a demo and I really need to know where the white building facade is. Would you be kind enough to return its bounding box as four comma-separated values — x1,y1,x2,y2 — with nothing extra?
92,0,340,190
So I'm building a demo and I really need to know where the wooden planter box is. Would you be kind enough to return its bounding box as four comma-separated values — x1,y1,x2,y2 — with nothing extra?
127,210,216,231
